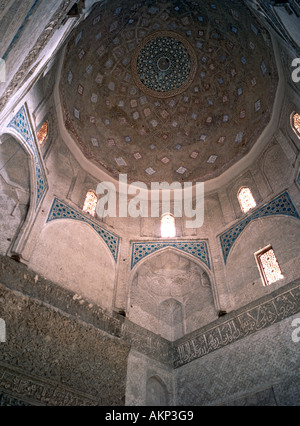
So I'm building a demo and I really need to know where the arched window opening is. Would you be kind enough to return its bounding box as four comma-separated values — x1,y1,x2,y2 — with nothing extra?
37,121,49,146
237,187,256,214
291,112,300,138
255,245,284,287
83,190,97,217
161,213,176,238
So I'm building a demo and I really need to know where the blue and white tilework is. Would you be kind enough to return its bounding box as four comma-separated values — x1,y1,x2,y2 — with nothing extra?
47,198,120,263
220,191,300,264
131,240,211,270
8,105,48,210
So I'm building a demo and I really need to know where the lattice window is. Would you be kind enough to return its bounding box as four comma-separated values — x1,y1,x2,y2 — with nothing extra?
292,112,300,138
83,190,97,217
255,246,284,287
161,213,176,238
238,187,257,214
37,121,49,146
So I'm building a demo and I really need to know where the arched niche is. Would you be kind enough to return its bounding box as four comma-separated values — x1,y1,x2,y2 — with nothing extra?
146,376,169,406
28,220,116,310
225,215,300,310
0,134,31,256
128,248,217,340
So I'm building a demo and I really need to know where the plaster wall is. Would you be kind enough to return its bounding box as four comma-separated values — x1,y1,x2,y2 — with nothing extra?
28,220,116,310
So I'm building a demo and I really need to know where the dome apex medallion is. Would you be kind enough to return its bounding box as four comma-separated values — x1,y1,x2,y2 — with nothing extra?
131,31,197,98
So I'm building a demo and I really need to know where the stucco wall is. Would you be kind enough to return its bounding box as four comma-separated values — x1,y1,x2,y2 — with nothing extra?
29,220,116,310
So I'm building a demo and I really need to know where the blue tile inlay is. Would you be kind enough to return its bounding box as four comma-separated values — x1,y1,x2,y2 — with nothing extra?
47,198,120,263
8,105,47,210
220,191,300,264
131,241,211,270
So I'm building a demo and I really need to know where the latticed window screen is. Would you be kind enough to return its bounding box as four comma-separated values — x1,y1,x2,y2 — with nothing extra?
37,121,49,146
83,190,97,217
161,214,176,238
256,246,284,287
238,187,257,214
292,113,300,138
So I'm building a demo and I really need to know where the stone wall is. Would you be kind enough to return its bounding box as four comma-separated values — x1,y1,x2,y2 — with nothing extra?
0,255,175,405
175,311,300,406
174,278,300,406
0,257,131,406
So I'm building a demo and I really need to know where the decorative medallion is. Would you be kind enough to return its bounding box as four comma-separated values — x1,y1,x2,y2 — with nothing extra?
132,31,197,98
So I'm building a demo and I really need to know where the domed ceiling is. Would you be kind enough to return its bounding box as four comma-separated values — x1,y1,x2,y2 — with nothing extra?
60,0,278,185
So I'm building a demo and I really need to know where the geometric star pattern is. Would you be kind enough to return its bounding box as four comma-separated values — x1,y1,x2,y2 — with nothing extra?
8,105,48,210
131,240,211,270
47,197,120,263
220,191,300,264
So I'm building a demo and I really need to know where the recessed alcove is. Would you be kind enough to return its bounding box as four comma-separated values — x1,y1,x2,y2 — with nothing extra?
129,250,216,340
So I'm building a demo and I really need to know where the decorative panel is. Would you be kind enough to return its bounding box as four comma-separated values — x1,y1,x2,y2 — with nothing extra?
174,281,300,368
8,105,48,210
131,240,211,270
47,198,120,263
220,191,300,264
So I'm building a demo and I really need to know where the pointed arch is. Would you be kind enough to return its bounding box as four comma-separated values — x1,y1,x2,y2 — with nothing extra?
7,105,48,211
47,197,120,263
128,247,220,336
0,131,36,260
146,376,169,406
220,191,299,264
29,219,116,310
131,240,211,271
